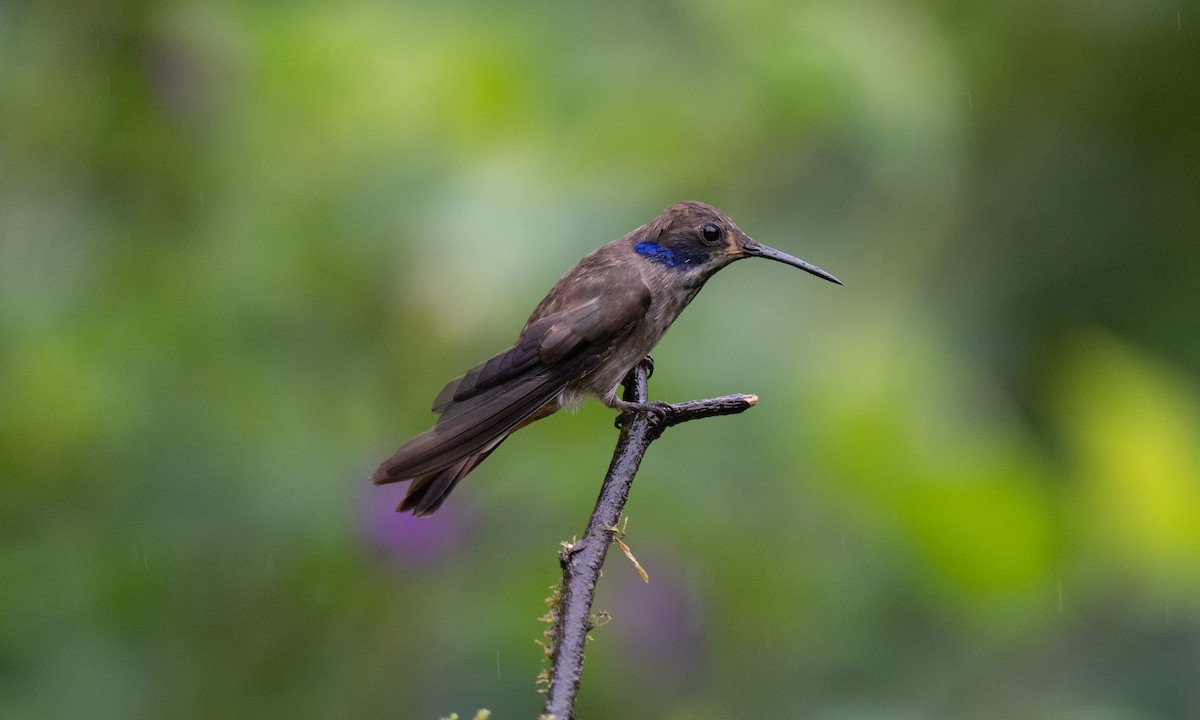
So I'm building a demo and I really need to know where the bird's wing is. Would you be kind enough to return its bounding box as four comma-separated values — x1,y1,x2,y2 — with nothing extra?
372,281,651,483
433,287,644,415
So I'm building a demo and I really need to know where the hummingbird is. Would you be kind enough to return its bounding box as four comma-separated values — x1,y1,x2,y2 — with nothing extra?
372,201,841,515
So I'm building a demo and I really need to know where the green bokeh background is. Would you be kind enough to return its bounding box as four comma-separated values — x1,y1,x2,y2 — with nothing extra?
3,1,1199,717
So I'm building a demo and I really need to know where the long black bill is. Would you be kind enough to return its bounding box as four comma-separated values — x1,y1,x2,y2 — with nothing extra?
743,242,843,285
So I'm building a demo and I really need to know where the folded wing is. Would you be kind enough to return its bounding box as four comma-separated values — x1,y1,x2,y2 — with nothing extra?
371,278,651,515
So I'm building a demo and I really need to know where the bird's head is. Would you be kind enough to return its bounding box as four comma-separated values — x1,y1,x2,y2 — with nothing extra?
633,201,842,285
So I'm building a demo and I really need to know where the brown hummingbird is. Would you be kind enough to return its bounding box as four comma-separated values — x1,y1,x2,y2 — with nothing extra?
372,201,841,515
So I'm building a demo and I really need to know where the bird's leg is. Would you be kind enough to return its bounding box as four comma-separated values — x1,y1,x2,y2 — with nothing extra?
606,394,674,429
608,356,669,428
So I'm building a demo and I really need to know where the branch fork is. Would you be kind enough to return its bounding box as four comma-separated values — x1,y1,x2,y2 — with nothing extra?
541,361,757,719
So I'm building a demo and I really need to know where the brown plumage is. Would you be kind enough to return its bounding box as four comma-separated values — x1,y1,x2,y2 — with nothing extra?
371,201,840,515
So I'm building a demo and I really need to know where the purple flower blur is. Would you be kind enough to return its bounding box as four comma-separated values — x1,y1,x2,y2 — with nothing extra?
355,476,478,569
607,543,708,686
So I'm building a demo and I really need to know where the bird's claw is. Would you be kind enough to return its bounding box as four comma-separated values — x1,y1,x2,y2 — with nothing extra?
641,355,655,378
613,400,674,429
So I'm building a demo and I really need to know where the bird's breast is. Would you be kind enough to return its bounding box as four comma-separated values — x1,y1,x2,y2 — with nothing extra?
572,279,704,401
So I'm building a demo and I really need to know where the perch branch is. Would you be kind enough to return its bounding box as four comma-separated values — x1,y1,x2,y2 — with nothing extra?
541,361,756,719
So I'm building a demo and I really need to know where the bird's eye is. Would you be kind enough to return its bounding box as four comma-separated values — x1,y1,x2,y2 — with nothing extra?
700,223,722,244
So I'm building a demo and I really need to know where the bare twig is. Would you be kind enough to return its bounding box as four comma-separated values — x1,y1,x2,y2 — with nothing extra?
540,361,757,719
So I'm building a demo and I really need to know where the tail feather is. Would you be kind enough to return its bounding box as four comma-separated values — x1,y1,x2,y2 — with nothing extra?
373,374,562,485
372,375,566,514
372,299,623,514
397,440,505,516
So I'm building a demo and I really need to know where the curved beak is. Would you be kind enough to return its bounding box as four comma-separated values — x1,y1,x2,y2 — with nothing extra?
742,241,843,285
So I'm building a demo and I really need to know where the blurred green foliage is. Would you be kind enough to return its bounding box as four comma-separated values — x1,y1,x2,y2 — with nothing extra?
3,0,1199,717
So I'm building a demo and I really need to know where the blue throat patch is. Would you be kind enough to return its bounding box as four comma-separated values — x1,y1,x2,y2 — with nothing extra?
634,241,709,269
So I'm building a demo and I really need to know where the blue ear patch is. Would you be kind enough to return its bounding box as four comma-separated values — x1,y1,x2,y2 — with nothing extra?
635,241,709,269
635,241,678,267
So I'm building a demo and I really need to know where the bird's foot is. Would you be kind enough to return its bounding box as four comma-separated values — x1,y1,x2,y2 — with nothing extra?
641,355,655,378
613,400,675,429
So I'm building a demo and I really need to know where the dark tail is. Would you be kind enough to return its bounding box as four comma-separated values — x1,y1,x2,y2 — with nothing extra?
371,387,561,515
387,439,506,516
371,312,605,514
